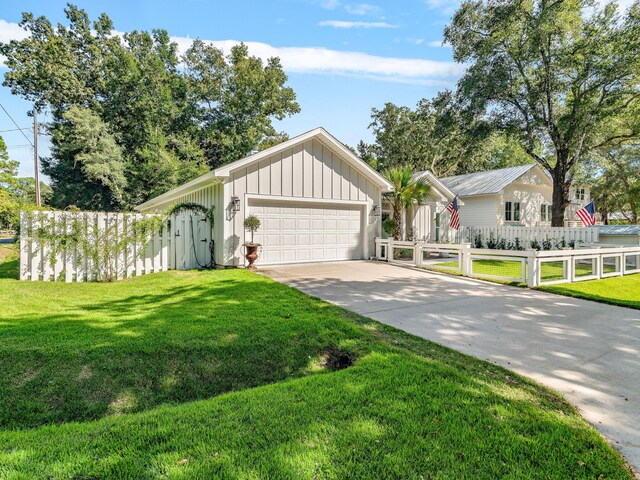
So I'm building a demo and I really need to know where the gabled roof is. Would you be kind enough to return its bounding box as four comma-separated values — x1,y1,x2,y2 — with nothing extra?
137,127,392,211
414,170,460,204
439,164,546,197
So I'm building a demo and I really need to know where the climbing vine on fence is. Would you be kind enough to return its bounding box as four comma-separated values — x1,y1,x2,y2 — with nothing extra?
24,211,164,282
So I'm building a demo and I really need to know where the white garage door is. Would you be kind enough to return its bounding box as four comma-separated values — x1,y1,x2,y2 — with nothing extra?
249,200,363,265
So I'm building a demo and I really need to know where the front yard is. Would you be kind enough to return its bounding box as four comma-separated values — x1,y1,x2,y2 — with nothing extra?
426,257,640,309
0,248,633,478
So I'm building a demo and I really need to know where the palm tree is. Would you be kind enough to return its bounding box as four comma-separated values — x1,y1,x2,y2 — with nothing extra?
383,166,432,240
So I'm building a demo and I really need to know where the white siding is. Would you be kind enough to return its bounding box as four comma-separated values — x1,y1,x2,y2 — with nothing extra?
500,183,552,227
459,195,499,227
410,204,432,241
225,138,382,266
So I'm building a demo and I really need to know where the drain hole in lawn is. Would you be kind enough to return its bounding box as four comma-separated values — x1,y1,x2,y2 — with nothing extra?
320,346,356,371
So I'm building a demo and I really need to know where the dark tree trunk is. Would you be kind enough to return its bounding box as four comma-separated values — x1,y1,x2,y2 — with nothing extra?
551,167,570,227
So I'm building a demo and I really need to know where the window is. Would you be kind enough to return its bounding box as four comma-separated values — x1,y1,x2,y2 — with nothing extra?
575,188,585,201
505,201,521,222
435,212,440,242
540,204,552,222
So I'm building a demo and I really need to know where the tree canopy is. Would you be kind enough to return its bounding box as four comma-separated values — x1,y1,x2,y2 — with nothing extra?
444,0,640,225
0,4,300,211
360,92,531,177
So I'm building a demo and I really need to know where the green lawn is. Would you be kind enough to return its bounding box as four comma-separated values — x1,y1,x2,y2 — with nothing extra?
426,257,640,310
539,274,640,310
429,258,618,284
0,251,633,478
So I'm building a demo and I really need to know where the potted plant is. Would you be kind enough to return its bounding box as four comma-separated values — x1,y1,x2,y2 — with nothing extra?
242,214,261,270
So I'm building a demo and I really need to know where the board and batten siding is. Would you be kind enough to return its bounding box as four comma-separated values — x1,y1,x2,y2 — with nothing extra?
224,138,382,266
136,183,224,268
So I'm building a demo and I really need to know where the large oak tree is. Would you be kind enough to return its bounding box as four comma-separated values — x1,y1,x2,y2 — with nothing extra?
445,0,640,225
0,4,299,210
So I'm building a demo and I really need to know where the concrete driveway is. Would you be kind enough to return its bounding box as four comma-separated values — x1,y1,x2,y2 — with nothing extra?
264,260,640,474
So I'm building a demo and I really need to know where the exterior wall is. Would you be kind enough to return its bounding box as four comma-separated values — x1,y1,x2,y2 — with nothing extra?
223,138,382,266
498,182,552,227
409,204,432,241
136,183,225,267
599,234,640,246
459,195,499,227
565,185,592,224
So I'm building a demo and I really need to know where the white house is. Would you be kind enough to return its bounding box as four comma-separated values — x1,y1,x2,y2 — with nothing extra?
137,128,393,267
439,164,591,228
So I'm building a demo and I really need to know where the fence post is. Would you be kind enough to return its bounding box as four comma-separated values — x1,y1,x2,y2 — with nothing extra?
527,250,539,288
461,244,471,276
415,241,423,267
388,239,394,263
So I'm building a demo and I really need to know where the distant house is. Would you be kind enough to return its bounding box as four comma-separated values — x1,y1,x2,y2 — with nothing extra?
439,165,592,228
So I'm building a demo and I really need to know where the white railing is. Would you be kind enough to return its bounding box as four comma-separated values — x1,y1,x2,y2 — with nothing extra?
374,238,640,288
462,225,599,247
19,210,212,282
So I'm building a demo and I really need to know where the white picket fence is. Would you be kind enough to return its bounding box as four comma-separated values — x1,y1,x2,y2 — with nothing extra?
462,225,599,247
375,238,640,287
19,211,212,282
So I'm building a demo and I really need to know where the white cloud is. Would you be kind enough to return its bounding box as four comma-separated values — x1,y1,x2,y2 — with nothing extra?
318,20,397,28
407,38,425,45
320,0,341,9
0,20,464,85
344,3,382,15
0,19,29,44
424,0,462,15
171,38,464,84
427,39,451,47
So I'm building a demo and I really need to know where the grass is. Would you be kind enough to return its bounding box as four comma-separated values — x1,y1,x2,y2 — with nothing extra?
539,274,640,310
428,258,620,284
0,252,633,478
426,256,640,310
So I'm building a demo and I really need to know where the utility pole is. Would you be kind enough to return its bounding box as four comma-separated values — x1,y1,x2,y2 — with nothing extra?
33,106,41,207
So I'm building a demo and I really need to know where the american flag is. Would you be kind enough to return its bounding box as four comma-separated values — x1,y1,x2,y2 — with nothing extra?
446,196,461,230
576,200,597,226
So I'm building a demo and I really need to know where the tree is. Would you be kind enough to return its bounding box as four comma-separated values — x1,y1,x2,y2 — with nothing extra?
45,105,127,210
0,5,300,210
588,145,640,223
383,166,432,240
362,92,529,176
445,0,640,225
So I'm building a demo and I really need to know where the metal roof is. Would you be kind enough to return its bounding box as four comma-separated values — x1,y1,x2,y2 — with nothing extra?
598,225,640,236
439,164,539,197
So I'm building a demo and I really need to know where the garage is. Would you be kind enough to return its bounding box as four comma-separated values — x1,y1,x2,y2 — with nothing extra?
249,199,364,265
137,128,399,267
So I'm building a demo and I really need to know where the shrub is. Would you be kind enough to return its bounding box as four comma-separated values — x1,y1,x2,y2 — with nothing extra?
243,214,261,244
382,218,397,237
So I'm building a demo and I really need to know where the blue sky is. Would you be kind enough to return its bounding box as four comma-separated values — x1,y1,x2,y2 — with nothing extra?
1,0,462,178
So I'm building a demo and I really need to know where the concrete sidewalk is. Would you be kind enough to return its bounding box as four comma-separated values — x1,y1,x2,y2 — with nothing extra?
264,260,640,474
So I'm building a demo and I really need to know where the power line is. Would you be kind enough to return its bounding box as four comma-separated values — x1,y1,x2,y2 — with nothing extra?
0,102,33,147
0,127,33,133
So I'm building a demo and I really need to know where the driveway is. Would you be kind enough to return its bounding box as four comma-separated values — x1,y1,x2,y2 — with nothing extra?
264,260,640,474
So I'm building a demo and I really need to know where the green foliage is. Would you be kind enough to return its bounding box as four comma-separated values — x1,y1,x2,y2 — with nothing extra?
243,214,261,244
0,136,47,230
444,0,640,225
47,105,127,210
587,145,640,223
25,211,163,282
383,167,431,240
0,5,299,211
382,217,397,237
166,201,215,224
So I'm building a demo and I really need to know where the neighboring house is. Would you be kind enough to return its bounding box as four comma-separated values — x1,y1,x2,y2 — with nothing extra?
439,164,592,228
598,225,640,246
137,128,393,267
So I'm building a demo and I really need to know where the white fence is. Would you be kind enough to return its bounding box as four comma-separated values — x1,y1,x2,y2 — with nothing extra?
375,238,640,287
462,225,599,247
19,211,212,282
